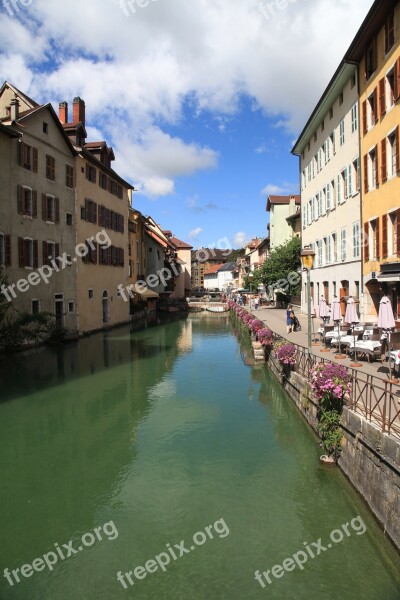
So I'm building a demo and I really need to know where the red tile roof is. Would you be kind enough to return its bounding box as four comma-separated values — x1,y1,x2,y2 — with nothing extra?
266,194,300,211
170,236,193,249
204,264,224,276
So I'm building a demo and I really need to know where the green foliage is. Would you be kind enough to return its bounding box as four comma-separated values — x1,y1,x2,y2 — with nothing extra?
317,410,343,461
259,237,301,291
224,249,245,262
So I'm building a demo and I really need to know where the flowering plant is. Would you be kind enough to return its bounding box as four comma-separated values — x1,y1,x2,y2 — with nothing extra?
275,343,297,366
250,319,264,333
310,362,351,403
257,328,274,347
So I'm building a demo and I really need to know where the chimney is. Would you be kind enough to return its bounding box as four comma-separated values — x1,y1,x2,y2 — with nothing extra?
73,97,85,126
58,101,68,124
10,98,19,122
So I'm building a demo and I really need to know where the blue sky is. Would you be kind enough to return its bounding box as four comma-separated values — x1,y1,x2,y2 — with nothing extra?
0,0,374,249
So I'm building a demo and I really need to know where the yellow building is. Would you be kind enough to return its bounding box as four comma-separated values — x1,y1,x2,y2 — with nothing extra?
347,0,400,322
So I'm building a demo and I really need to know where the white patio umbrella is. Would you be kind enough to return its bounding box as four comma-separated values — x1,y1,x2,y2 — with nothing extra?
378,295,397,381
331,296,345,358
345,297,361,367
319,296,330,350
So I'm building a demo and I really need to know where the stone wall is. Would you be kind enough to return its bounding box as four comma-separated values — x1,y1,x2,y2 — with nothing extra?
265,349,400,551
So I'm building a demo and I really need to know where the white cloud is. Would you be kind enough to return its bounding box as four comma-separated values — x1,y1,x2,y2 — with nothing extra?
261,183,299,196
188,227,203,239
0,0,374,195
234,232,247,247
255,144,267,154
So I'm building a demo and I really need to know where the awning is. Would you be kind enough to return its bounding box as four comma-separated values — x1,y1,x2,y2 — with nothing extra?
377,273,400,282
136,287,159,299
145,228,169,248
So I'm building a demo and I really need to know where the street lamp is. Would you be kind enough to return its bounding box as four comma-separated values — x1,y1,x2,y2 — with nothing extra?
301,246,315,353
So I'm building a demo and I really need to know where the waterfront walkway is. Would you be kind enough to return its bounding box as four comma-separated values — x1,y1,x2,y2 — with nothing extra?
249,305,398,383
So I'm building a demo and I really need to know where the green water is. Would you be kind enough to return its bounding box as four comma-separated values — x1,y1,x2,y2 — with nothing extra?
0,315,399,600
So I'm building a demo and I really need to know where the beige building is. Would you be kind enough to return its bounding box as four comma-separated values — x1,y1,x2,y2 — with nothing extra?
292,63,362,315
267,195,300,250
0,82,78,331
191,248,229,288
168,236,193,298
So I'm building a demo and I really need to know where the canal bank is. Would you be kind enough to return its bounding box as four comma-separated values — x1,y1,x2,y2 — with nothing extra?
0,315,400,599
230,307,400,552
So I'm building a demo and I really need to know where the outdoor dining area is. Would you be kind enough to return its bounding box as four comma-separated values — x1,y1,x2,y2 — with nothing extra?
316,294,400,382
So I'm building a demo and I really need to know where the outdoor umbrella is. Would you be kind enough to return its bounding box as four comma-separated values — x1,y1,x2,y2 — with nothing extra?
319,296,329,350
345,297,360,367
378,295,396,381
331,297,345,358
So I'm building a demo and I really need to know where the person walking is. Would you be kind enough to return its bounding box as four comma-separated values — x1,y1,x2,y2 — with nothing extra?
286,304,295,334
254,295,259,310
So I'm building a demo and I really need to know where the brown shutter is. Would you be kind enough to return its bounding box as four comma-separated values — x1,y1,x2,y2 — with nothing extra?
373,88,378,124
382,214,388,258
364,223,369,262
17,185,23,214
42,193,47,220
42,241,48,266
362,100,367,135
396,57,400,101
32,191,37,218
379,78,385,116
397,209,400,257
376,218,380,260
5,235,11,267
55,198,60,223
33,240,38,269
93,242,98,264
18,237,24,268
363,154,369,193
375,145,379,187
55,243,60,265
396,126,400,173
381,138,387,182
33,147,38,173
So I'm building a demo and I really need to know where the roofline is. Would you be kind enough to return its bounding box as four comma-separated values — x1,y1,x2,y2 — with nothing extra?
80,147,134,190
17,103,77,157
0,122,21,138
0,81,39,108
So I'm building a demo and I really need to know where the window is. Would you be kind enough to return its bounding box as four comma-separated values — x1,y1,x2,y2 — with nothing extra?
347,164,353,197
19,142,38,172
302,208,306,229
353,222,360,258
18,237,38,269
317,149,322,172
68,302,75,313
370,219,378,259
318,239,323,266
46,155,55,180
330,131,335,154
99,172,108,190
369,147,377,190
324,139,330,163
339,92,343,105
326,236,332,264
341,228,347,261
42,241,59,267
43,122,48,134
385,10,395,53
66,165,74,188
339,120,345,146
86,163,97,183
66,213,73,226
351,103,358,133
88,289,94,299
387,68,395,109
42,195,59,223
388,131,398,178
326,183,331,210
353,158,360,192
32,300,40,315
17,186,37,218
329,107,333,119
337,174,342,204
365,38,377,79
330,179,336,209
341,169,348,200
367,89,378,129
332,233,337,262
82,199,97,224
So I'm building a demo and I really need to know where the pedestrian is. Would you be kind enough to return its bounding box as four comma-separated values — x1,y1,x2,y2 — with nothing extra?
254,296,259,310
286,304,295,334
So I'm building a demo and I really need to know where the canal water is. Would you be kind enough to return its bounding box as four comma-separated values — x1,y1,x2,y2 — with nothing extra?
0,315,399,600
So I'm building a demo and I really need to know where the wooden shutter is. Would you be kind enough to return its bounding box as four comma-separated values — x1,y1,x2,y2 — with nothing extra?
18,237,24,268
42,241,48,266
33,147,38,173
17,185,23,214
375,145,379,187
5,235,11,267
32,191,37,218
55,243,60,266
92,242,98,264
42,193,47,220
373,87,378,124
376,218,380,260
396,125,400,173
18,141,23,166
382,214,388,258
362,100,367,135
364,223,369,262
379,78,385,116
55,198,60,223
381,138,387,182
395,57,400,101
363,154,369,193
33,240,38,269
397,209,400,257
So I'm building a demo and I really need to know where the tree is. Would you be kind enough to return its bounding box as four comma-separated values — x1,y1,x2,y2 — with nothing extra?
259,237,301,294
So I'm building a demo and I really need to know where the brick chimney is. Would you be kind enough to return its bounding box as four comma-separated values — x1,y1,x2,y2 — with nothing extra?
73,97,85,125
10,98,19,122
58,101,68,124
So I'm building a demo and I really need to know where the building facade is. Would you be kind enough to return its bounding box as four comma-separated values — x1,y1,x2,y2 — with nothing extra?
191,248,229,289
292,64,362,315
267,195,300,250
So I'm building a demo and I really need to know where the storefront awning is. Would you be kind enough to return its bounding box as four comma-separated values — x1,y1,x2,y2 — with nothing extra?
136,287,159,299
377,273,400,282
